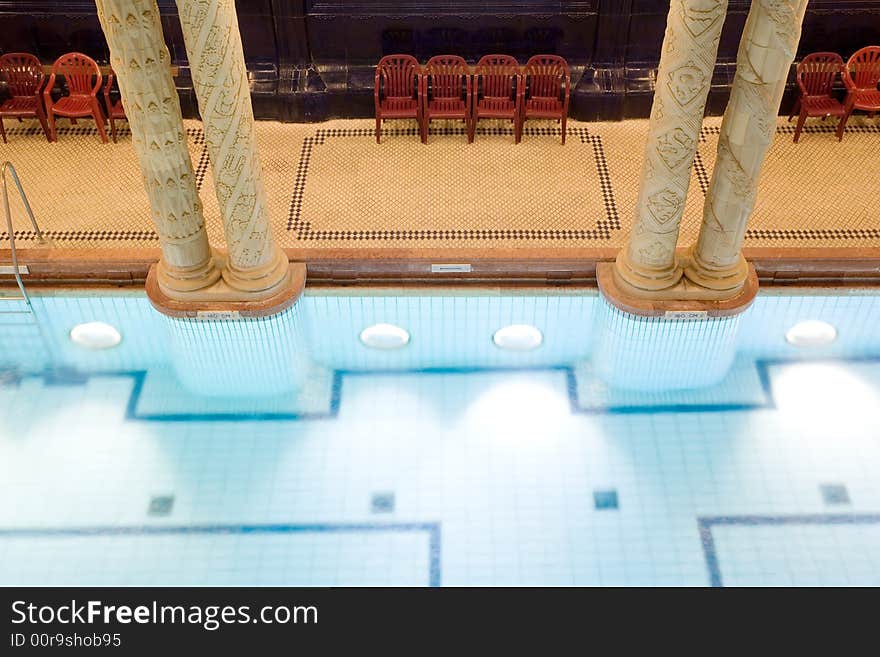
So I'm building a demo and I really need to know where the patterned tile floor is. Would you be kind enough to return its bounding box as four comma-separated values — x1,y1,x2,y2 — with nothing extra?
0,114,878,251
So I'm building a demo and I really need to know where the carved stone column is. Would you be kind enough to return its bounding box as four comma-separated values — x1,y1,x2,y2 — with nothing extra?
686,0,809,291
95,0,220,294
175,0,288,294
616,0,729,291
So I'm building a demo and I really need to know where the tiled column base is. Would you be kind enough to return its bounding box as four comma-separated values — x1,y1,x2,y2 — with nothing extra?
146,260,306,319
594,262,758,391
160,296,311,397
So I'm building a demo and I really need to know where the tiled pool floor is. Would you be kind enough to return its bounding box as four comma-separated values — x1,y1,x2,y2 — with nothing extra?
1,359,879,586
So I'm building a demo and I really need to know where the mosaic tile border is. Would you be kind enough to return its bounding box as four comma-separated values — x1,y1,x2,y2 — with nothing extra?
0,522,443,587
698,514,880,587
11,356,880,422
696,122,880,242
0,125,208,243
287,126,622,241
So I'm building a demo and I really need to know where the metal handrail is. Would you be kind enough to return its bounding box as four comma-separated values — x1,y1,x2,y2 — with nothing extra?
2,161,46,306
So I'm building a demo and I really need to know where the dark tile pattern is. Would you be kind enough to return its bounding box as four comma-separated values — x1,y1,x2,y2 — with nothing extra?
148,495,174,517
820,484,851,506
593,489,619,510
287,125,621,241
371,492,396,514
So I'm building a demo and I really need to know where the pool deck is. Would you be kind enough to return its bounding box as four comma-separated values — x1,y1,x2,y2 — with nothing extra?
1,114,880,288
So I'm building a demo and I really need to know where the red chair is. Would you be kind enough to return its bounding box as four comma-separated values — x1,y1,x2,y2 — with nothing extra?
0,53,51,143
788,52,846,143
103,68,127,143
837,46,880,140
44,52,108,143
421,55,472,144
472,54,522,143
520,55,570,144
374,54,422,144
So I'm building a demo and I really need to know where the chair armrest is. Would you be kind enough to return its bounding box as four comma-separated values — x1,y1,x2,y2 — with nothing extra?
90,70,103,97
841,65,857,92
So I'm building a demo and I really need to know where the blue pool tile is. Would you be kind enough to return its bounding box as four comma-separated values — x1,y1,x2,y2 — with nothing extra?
593,490,619,510
820,484,851,506
371,492,396,514
148,495,174,517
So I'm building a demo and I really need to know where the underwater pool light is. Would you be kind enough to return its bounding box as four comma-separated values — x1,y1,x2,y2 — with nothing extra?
492,324,543,351
69,322,122,350
359,323,410,350
785,320,837,348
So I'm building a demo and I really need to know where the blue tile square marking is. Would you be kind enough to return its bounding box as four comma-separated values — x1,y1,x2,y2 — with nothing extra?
148,495,174,517
820,484,851,506
371,492,396,514
593,489,619,510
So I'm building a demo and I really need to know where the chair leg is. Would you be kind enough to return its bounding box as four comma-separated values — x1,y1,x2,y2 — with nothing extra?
110,116,118,143
0,118,6,144
421,116,428,144
561,115,567,145
375,116,381,143
514,116,521,145
35,107,51,143
467,117,474,144
793,108,808,143
46,109,57,142
788,98,801,122
837,104,853,142
92,103,109,144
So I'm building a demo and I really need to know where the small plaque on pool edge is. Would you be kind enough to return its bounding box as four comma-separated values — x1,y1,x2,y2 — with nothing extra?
196,310,242,321
664,310,709,321
431,264,472,273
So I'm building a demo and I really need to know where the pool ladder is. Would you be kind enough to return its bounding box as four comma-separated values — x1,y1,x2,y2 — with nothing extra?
1,161,53,374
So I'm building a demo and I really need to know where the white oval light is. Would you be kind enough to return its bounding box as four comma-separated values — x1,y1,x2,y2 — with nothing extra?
359,323,410,350
493,324,543,351
69,322,122,350
785,320,837,348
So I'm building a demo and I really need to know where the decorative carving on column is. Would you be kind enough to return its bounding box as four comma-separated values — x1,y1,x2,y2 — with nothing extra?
686,0,810,291
95,0,220,294
176,0,289,294
615,0,729,291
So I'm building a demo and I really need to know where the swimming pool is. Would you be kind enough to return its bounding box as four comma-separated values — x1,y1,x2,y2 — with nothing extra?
1,288,879,586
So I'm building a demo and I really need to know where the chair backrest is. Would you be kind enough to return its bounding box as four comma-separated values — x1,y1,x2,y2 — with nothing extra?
104,68,117,103
376,54,420,100
796,52,843,97
425,55,469,100
475,54,519,100
523,54,569,100
51,52,101,95
0,53,44,97
845,46,880,90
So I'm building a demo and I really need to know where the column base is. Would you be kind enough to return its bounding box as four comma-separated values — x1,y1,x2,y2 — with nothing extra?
147,254,306,319
600,260,759,318
613,248,684,292
683,249,751,292
221,244,291,295
156,254,222,294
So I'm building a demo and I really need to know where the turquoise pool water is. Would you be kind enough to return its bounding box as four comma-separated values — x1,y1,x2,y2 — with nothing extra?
0,288,879,586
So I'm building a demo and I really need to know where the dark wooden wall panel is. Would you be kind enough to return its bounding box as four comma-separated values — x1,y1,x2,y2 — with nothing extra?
1,0,879,121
